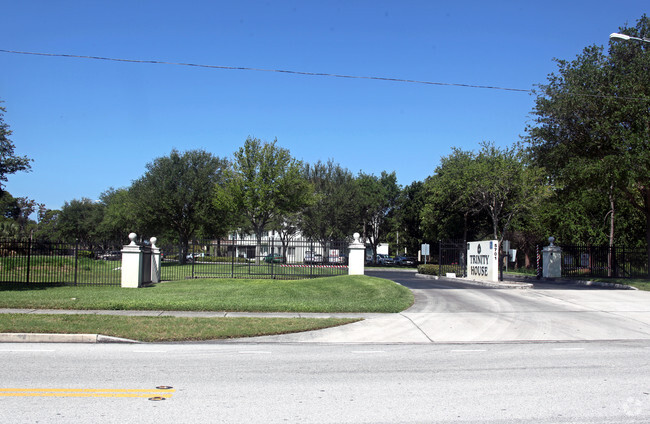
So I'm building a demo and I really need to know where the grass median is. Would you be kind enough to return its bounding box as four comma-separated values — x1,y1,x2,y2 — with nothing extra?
0,313,360,342
0,275,413,312
0,275,412,341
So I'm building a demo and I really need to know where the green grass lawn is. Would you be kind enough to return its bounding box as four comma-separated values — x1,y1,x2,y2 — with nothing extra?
0,275,414,313
625,279,650,291
0,256,122,285
0,313,360,342
571,277,650,291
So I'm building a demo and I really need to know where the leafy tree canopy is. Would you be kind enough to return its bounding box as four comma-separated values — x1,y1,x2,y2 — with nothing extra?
216,137,311,238
526,14,650,249
0,100,32,192
301,159,358,243
357,171,400,261
130,149,228,255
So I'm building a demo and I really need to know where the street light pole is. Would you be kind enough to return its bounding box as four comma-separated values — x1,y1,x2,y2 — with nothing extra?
610,32,650,43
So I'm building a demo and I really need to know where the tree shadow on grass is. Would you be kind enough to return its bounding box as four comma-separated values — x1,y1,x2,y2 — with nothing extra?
0,282,66,292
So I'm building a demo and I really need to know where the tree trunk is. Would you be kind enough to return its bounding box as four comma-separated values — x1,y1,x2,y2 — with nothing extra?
255,230,263,265
646,196,650,278
608,188,615,277
463,212,468,243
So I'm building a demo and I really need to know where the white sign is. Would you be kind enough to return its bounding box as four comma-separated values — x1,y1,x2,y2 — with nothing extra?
421,244,430,255
466,240,499,282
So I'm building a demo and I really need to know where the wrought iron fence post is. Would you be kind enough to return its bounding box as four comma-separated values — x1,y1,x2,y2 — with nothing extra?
74,239,79,286
231,239,235,278
26,237,32,285
499,243,503,282
271,236,275,279
460,239,467,277
438,240,442,278
191,239,195,278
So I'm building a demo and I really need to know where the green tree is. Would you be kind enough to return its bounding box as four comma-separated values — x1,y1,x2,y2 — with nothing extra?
472,142,547,242
393,180,426,256
130,149,228,262
34,208,61,241
0,100,32,192
0,220,19,239
96,188,138,242
422,143,547,245
526,15,650,260
272,212,301,262
57,198,104,246
0,191,20,221
214,137,311,262
0,191,43,238
300,160,358,245
421,148,482,242
357,171,400,263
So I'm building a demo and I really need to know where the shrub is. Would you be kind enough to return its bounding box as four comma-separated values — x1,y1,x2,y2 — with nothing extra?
418,264,439,276
78,250,92,259
417,264,466,277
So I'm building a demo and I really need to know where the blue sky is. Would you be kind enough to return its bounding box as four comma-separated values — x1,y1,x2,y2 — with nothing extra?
0,1,647,212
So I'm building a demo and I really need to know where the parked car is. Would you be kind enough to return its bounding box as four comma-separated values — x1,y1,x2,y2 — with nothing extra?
304,251,323,264
99,251,121,261
328,254,347,264
367,253,394,265
394,256,417,266
185,252,201,262
264,253,285,263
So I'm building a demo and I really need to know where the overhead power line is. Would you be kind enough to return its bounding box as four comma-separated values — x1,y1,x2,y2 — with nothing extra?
0,48,531,93
1,48,647,102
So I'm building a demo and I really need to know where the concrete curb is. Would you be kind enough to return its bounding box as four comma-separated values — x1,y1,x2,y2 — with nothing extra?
503,275,638,290
573,280,637,290
0,333,140,344
414,273,533,289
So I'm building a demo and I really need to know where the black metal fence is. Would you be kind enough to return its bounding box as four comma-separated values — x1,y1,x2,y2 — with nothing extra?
0,236,351,286
0,239,123,286
158,237,350,281
560,244,649,279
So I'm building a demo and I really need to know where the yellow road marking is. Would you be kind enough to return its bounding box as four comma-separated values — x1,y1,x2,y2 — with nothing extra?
0,388,175,398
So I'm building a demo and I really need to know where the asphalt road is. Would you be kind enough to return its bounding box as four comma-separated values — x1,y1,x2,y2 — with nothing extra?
1,341,648,423
2,271,650,423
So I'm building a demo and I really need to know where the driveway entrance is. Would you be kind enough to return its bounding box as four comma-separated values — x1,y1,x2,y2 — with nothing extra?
240,270,650,343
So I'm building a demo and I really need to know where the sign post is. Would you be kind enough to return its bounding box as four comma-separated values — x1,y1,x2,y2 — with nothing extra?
421,243,430,264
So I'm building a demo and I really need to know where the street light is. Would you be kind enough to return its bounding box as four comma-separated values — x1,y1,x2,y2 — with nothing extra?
610,32,650,43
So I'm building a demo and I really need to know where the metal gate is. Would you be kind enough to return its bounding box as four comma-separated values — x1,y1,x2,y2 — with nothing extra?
159,238,350,281
437,239,467,277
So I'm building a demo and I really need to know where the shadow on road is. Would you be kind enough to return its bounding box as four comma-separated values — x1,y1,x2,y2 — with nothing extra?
367,270,634,291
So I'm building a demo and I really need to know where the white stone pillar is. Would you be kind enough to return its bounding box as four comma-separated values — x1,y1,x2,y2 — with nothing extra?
150,237,161,283
348,233,365,276
121,233,144,288
542,237,562,279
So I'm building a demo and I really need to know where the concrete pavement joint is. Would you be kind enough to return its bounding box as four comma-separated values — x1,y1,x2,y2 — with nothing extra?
399,313,434,343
